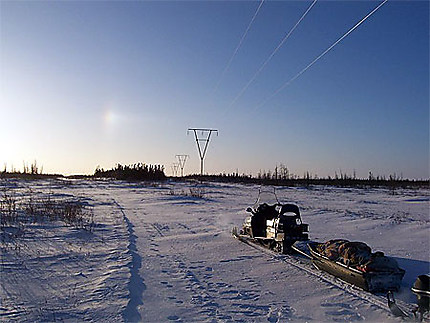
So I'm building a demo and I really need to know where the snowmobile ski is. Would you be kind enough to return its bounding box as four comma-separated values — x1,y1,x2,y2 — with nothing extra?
388,291,411,319
387,290,430,322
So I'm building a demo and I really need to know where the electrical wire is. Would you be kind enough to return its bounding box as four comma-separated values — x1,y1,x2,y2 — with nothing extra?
213,0,265,94
253,0,389,112
229,0,318,108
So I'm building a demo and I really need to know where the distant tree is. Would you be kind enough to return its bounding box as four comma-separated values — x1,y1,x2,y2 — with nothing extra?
93,162,166,181
30,160,38,175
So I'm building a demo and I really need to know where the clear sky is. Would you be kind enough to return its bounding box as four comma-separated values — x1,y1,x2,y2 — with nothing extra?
1,0,428,178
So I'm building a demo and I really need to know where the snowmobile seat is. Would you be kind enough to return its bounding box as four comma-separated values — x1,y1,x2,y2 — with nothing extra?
251,203,277,237
256,203,278,220
251,216,266,237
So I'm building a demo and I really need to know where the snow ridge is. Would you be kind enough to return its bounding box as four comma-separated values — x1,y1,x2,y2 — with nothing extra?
113,199,146,323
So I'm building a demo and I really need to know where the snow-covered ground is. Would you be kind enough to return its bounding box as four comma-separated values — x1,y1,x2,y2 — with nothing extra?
1,179,429,322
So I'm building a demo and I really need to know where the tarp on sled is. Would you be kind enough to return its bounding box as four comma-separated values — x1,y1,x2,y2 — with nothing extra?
316,239,400,272
309,240,405,292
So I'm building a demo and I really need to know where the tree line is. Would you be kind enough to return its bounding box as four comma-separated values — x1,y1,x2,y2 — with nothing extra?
94,163,166,181
182,164,429,189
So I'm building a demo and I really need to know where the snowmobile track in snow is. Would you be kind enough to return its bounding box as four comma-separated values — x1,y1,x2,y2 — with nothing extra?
233,233,416,319
112,199,146,323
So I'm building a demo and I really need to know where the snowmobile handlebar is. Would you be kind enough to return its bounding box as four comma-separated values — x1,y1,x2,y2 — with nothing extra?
246,203,285,215
246,207,255,214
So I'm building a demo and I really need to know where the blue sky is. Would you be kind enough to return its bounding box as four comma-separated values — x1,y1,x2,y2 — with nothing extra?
1,0,428,178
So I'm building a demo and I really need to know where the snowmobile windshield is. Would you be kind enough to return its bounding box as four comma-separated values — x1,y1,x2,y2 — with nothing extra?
252,188,280,208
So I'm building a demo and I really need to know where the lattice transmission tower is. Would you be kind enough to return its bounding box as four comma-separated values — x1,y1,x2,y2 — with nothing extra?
175,155,189,177
171,162,179,177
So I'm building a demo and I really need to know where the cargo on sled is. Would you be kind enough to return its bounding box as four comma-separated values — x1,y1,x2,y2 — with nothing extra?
307,239,405,292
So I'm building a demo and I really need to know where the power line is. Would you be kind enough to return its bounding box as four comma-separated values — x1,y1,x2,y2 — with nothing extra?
213,0,265,94
254,0,389,112
229,0,318,109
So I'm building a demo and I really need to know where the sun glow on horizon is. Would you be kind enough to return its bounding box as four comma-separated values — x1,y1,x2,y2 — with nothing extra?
104,109,118,127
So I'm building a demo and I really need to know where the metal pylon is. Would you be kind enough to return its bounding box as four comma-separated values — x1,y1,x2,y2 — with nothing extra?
187,128,218,176
175,155,189,177
171,162,179,177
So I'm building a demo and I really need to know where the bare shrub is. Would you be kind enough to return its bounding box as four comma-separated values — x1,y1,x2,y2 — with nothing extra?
0,188,17,226
1,188,95,232
188,187,205,198
168,187,206,199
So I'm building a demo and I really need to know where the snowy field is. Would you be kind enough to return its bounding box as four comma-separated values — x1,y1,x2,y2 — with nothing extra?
1,178,429,322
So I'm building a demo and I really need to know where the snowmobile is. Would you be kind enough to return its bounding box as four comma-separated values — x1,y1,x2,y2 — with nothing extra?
232,188,309,254
306,240,405,293
388,274,430,321
232,188,405,294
